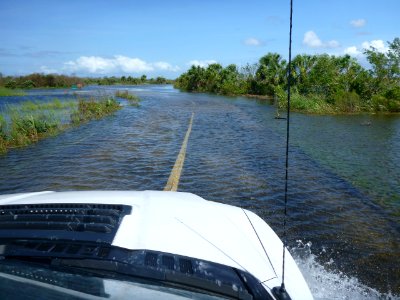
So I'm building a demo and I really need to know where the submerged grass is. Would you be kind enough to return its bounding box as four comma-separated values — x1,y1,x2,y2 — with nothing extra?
18,99,76,112
0,111,61,154
0,96,121,154
71,97,121,124
115,90,141,106
9,114,61,147
0,87,25,97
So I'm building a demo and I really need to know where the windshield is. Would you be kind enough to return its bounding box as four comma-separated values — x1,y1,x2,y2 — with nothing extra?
0,259,223,300
0,241,271,300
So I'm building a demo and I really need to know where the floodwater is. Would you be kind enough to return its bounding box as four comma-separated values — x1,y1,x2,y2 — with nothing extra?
1,85,399,299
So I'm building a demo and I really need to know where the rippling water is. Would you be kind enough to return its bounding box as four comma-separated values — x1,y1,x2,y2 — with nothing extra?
0,85,399,298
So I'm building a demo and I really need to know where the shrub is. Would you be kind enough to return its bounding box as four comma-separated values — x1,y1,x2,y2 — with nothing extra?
333,91,361,113
20,80,35,89
275,86,334,113
5,80,17,89
387,99,400,112
292,93,333,113
385,86,400,101
371,95,389,112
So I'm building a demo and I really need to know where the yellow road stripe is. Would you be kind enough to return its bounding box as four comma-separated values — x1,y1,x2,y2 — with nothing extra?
164,113,194,191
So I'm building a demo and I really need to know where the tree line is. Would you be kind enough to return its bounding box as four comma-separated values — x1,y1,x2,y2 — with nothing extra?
0,73,172,89
175,37,400,113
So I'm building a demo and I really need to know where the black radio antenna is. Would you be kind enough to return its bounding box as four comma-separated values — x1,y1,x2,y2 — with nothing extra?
272,0,294,298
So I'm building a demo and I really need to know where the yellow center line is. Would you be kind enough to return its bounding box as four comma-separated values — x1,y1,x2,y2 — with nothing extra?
164,113,194,192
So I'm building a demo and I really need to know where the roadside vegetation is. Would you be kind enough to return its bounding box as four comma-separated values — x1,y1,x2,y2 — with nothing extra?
0,97,121,154
115,90,141,106
175,37,400,114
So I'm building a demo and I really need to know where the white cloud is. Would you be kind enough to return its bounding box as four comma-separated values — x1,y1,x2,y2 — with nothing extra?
244,38,262,46
343,39,388,60
303,31,323,47
63,55,179,74
361,40,388,53
188,60,217,68
303,31,340,49
350,19,366,28
64,56,117,73
344,46,362,56
153,61,180,72
114,55,153,73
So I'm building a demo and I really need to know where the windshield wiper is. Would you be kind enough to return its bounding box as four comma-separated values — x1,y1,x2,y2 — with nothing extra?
0,239,273,300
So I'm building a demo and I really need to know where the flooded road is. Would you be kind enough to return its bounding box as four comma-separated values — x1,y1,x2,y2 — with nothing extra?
1,85,399,298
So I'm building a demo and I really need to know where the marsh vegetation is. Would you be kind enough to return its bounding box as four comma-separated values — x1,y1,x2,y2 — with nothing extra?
115,90,141,106
0,97,121,154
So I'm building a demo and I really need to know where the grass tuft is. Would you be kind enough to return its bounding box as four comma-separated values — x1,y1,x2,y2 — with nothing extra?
115,90,141,106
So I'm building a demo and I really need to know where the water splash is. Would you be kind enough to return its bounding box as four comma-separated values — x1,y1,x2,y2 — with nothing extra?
291,241,398,300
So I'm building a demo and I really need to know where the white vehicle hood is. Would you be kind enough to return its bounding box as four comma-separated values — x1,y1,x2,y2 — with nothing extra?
0,190,312,299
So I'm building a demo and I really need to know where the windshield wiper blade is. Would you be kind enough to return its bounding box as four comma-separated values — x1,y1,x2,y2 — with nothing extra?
1,239,273,300
52,257,255,300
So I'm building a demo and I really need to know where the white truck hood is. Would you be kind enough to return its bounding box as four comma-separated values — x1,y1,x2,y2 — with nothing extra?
0,190,313,299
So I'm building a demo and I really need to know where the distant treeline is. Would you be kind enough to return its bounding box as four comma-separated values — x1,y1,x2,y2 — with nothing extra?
87,75,173,85
0,73,172,89
175,37,400,113
0,73,83,89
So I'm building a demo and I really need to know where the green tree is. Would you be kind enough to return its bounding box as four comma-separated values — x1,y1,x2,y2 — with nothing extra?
291,54,317,94
387,37,400,78
364,38,400,93
364,37,400,111
5,80,17,89
255,53,287,95
219,64,244,95
204,63,223,93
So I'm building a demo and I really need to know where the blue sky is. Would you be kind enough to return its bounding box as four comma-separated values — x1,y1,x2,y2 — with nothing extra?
0,0,399,78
